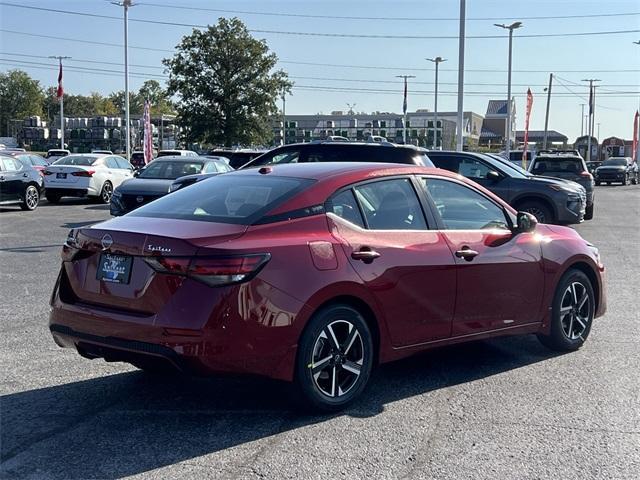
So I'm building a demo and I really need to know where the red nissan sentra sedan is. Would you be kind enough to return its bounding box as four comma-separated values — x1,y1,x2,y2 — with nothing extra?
49,163,606,411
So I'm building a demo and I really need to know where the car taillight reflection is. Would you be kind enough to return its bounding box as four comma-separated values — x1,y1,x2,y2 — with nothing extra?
143,254,271,286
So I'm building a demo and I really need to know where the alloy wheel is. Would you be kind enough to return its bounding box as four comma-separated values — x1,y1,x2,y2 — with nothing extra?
25,186,39,209
524,207,546,223
310,320,364,398
559,281,591,340
101,182,113,203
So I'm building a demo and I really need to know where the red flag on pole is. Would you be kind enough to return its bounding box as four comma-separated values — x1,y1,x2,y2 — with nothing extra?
522,88,533,168
633,110,639,163
143,99,153,164
56,59,63,99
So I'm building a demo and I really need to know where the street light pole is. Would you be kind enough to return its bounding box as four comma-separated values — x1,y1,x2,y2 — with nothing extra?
427,57,446,149
542,73,553,150
48,56,71,149
396,75,416,144
282,93,286,145
580,104,585,136
495,21,523,158
582,78,601,161
456,0,466,152
112,0,133,160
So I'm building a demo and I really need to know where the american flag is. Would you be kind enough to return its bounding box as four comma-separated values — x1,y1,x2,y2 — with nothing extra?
56,59,63,99
143,99,153,164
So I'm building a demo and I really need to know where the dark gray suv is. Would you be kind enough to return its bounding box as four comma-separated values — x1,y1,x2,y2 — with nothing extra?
241,142,434,168
427,151,586,225
528,150,595,220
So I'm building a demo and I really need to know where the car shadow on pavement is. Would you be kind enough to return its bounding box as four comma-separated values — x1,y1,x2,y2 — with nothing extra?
60,220,101,229
0,335,560,479
0,244,61,253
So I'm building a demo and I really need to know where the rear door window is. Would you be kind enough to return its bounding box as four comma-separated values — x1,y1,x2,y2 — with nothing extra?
353,178,427,230
105,157,119,169
532,158,585,175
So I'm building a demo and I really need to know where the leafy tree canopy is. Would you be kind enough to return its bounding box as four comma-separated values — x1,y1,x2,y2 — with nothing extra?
163,17,292,147
0,70,45,136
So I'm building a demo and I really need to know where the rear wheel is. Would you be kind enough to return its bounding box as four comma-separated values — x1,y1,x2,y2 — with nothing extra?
100,181,113,203
516,200,553,224
46,192,61,203
20,184,40,211
622,175,628,186
294,304,374,412
537,269,595,352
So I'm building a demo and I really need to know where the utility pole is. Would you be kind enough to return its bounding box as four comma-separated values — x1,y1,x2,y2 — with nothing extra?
456,0,466,152
48,56,71,149
495,21,523,158
597,122,601,142
542,73,553,150
112,0,133,160
582,78,601,161
580,104,586,136
427,57,446,149
281,93,286,145
346,103,356,140
396,75,416,144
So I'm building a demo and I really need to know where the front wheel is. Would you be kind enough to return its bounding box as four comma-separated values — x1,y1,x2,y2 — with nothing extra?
100,181,113,203
584,203,594,220
517,201,553,224
294,305,374,412
20,185,40,211
537,269,595,352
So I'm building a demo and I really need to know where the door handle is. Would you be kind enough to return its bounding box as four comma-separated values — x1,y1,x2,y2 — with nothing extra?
455,246,479,261
351,248,381,264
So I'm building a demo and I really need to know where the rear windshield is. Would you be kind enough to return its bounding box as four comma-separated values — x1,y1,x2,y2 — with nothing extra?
138,161,203,179
532,157,584,174
602,159,627,167
129,174,315,224
53,155,99,166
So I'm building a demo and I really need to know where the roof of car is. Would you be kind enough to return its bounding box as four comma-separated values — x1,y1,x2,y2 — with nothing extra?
275,142,428,152
148,155,208,162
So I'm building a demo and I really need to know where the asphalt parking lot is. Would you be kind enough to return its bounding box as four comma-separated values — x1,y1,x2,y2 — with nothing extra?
1,186,639,480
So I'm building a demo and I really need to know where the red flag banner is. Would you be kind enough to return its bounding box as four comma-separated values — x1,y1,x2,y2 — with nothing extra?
143,99,153,164
56,59,63,99
633,110,639,162
522,88,533,168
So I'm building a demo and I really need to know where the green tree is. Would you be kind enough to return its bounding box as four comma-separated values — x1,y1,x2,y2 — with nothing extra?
0,70,45,136
137,80,175,115
108,90,142,115
163,18,292,147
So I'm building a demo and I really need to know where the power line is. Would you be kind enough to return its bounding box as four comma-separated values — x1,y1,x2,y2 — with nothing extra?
3,51,639,90
138,2,640,23
1,3,638,40
1,32,637,75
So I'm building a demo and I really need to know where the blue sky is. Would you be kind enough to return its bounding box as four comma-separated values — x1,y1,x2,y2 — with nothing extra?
1,0,639,142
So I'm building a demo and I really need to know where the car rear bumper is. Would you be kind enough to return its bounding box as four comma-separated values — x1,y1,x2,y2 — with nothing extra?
45,187,89,197
48,267,305,381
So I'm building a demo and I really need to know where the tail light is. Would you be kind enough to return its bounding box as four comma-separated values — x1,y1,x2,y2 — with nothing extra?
71,170,95,177
580,171,593,179
144,254,271,287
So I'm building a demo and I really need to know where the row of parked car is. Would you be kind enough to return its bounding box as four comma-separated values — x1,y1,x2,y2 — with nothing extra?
2,143,636,222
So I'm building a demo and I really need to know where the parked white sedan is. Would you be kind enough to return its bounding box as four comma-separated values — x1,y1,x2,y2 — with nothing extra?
44,154,134,203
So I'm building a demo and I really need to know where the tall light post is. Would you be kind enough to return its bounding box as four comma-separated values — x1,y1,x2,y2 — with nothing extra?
112,0,133,160
582,78,601,161
456,0,466,151
346,103,356,140
580,104,586,136
494,21,523,158
427,57,446,149
281,92,286,145
48,55,71,149
396,75,416,144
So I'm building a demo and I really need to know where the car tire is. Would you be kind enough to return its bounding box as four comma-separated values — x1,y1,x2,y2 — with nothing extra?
294,304,374,412
46,192,61,203
584,203,594,220
516,200,554,224
20,184,40,211
537,269,595,352
100,181,113,203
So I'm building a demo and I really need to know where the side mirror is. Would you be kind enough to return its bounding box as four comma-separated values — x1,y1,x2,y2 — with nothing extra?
514,211,538,233
486,170,501,181
133,170,141,177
